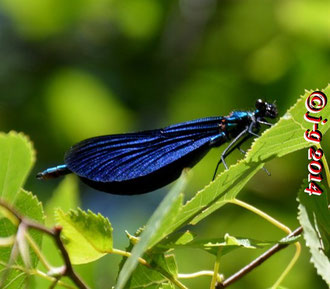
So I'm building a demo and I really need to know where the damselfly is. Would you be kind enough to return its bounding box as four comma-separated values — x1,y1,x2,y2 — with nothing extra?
37,99,277,194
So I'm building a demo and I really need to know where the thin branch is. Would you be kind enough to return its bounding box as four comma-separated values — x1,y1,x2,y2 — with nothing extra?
0,199,89,289
216,226,303,288
52,226,89,289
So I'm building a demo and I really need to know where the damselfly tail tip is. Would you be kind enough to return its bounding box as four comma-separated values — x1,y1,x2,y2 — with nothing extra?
36,165,71,180
36,172,45,180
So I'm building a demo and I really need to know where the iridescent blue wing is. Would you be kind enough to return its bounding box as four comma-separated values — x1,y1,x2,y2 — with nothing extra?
64,117,225,194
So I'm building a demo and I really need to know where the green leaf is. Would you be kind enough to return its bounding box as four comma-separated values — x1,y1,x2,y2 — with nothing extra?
158,231,196,249
125,266,172,289
298,181,330,286
125,254,177,289
45,175,80,226
151,254,178,279
202,234,270,256
147,193,184,249
116,172,187,289
153,85,330,236
158,230,300,258
55,208,113,264
172,161,262,230
278,234,301,245
0,132,42,289
0,131,35,202
162,233,274,257
0,190,44,289
119,232,178,289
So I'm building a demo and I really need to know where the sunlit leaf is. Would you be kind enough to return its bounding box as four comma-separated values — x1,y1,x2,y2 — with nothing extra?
0,131,35,202
55,208,113,264
298,181,330,286
0,131,43,288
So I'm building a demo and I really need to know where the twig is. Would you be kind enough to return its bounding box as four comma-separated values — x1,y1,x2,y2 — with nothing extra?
52,226,89,288
0,199,89,289
216,226,303,288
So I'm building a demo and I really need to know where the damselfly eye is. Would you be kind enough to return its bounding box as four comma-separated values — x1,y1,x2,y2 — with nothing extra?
267,104,278,118
255,99,266,111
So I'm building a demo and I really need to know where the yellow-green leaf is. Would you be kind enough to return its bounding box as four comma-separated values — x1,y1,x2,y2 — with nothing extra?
55,208,113,264
0,131,35,202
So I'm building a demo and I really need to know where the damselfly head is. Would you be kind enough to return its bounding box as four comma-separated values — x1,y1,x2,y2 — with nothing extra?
255,99,278,119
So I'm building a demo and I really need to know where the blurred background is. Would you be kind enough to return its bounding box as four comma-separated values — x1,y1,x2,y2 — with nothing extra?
0,0,329,288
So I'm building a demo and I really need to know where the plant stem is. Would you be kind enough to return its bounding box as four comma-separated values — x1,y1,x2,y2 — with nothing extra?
25,233,52,271
271,240,301,288
229,199,301,288
229,199,291,234
210,248,222,289
111,248,150,267
178,271,222,280
0,235,15,246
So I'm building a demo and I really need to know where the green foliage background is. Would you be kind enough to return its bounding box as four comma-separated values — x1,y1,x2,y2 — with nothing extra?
0,0,329,288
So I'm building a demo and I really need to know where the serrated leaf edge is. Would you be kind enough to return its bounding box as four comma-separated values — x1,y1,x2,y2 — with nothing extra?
55,207,113,253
